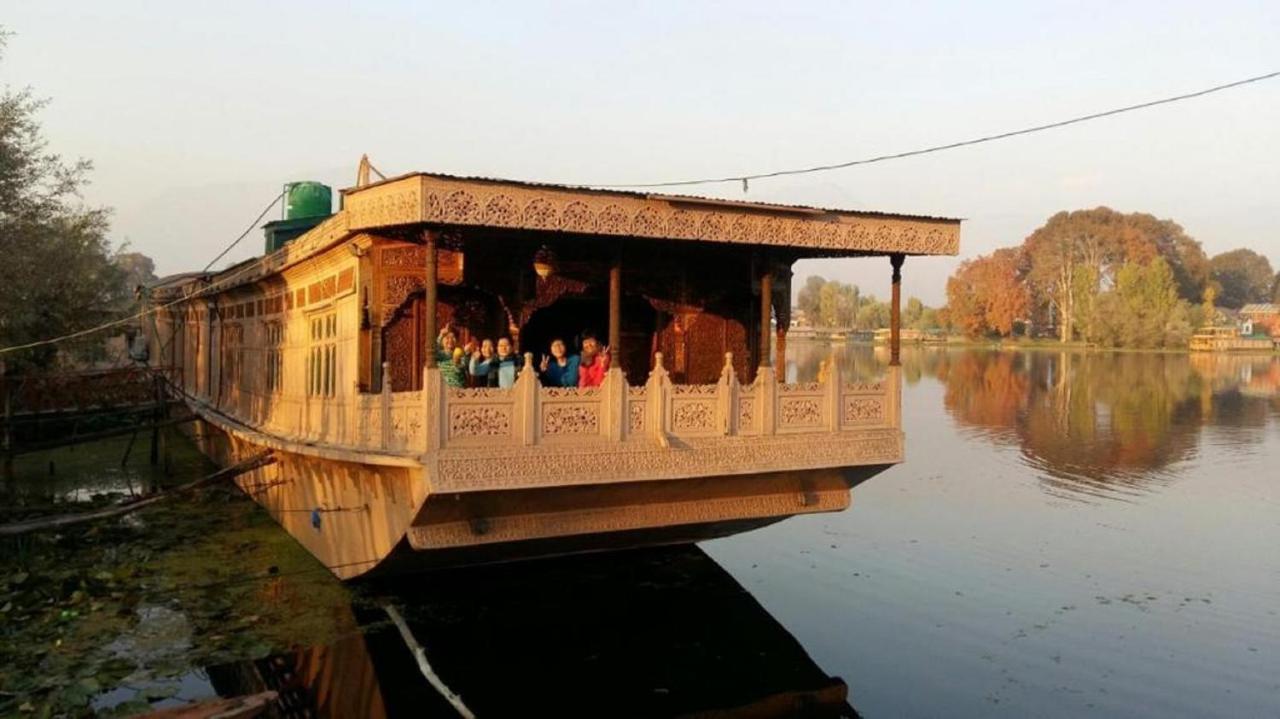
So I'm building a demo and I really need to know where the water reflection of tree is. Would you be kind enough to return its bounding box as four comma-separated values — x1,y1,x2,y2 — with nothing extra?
938,350,1280,499
788,340,1279,500
1016,353,1204,499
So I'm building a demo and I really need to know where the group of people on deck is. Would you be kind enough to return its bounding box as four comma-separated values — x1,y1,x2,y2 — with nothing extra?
434,324,611,390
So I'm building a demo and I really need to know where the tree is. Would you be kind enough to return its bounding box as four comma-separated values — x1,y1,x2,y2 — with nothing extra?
1023,207,1209,341
1094,258,1190,348
114,251,157,296
796,275,824,322
1272,271,1280,304
904,296,924,328
0,31,126,370
1209,249,1274,309
945,248,1028,338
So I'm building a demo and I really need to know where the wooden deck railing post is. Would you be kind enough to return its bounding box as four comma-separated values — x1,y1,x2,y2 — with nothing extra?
825,348,841,433
717,352,737,435
423,364,443,453
602,367,626,442
755,359,777,436
380,361,392,450
515,353,539,446
886,364,903,431
646,353,671,448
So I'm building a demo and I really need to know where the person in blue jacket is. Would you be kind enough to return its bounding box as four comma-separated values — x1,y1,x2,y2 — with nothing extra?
486,337,520,388
538,338,580,387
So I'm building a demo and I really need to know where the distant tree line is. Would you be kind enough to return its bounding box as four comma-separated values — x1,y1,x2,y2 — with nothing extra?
944,207,1279,348
795,276,941,331
0,30,155,372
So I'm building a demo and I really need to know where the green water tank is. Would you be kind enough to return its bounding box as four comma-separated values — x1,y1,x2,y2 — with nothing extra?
285,181,332,219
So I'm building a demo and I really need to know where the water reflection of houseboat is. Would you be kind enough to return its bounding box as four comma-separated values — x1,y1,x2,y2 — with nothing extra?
199,547,857,718
1189,326,1275,352
145,167,960,578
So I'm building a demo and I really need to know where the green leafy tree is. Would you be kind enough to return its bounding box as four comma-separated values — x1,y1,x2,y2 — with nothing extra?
1209,248,1274,309
904,296,924,328
795,275,824,322
1095,259,1190,348
0,31,127,370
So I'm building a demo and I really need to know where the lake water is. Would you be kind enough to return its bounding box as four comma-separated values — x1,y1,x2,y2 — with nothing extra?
2,346,1277,717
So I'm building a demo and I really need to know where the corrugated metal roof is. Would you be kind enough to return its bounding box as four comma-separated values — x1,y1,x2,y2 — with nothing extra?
1240,303,1279,314
342,171,963,224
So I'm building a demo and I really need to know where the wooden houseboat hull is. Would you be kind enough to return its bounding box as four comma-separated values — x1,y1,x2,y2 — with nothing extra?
185,412,888,579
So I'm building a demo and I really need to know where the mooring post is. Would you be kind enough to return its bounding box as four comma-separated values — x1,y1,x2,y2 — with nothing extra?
149,373,162,465
2,368,12,483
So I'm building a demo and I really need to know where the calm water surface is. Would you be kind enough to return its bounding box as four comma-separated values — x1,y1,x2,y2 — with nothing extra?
2,346,1277,717
710,344,1278,718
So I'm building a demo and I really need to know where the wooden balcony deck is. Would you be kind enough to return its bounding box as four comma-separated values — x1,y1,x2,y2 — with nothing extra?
190,352,902,486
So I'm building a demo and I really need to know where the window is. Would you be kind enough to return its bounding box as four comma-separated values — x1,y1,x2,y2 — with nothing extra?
221,323,243,389
308,313,338,397
265,322,284,392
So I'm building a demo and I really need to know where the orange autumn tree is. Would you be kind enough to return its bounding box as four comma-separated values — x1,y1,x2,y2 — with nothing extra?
945,248,1029,337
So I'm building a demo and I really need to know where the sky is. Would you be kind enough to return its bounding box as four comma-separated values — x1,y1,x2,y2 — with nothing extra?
4,1,1279,305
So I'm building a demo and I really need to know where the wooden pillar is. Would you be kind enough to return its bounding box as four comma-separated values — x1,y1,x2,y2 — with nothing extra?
608,253,622,366
774,266,791,382
890,253,904,367
423,230,439,368
759,265,773,370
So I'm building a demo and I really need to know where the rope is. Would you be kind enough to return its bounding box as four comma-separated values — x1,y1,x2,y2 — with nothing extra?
0,192,285,357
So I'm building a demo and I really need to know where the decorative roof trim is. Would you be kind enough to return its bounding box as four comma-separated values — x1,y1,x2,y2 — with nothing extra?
342,174,961,256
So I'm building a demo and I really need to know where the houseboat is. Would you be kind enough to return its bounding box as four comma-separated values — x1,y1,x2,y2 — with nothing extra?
1189,326,1275,352
145,165,961,579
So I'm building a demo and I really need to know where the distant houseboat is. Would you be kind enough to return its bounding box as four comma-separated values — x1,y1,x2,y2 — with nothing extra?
874,327,922,344
1189,326,1275,353
145,166,961,579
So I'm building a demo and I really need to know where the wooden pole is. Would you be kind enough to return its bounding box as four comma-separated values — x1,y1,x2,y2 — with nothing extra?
775,327,787,382
0,451,275,536
423,230,439,368
890,253,904,367
759,265,773,369
149,373,161,465
2,370,12,483
608,252,622,366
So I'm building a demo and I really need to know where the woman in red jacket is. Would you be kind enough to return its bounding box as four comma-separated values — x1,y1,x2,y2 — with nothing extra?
577,332,611,388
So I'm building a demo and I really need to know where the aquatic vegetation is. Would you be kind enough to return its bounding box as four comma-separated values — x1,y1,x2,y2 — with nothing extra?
0,455,355,717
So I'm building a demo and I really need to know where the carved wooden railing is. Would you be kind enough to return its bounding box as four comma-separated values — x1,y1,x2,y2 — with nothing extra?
199,351,900,464
424,352,901,452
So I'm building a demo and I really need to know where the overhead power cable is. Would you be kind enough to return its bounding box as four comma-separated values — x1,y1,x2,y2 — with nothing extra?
580,70,1280,189
0,192,286,356
202,191,283,271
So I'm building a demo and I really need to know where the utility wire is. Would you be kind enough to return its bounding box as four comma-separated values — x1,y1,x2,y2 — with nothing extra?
202,191,283,272
0,192,286,357
580,70,1280,189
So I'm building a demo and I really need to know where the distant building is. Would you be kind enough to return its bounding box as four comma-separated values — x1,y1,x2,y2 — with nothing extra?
1240,304,1280,336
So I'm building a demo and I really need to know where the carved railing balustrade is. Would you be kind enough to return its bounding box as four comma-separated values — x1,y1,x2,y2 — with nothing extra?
200,351,901,474
423,351,901,452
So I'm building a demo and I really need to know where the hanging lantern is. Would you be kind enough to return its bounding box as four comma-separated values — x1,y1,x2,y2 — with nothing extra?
533,245,557,279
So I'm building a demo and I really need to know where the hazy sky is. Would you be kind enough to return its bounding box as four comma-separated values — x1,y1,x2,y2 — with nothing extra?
5,1,1278,305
